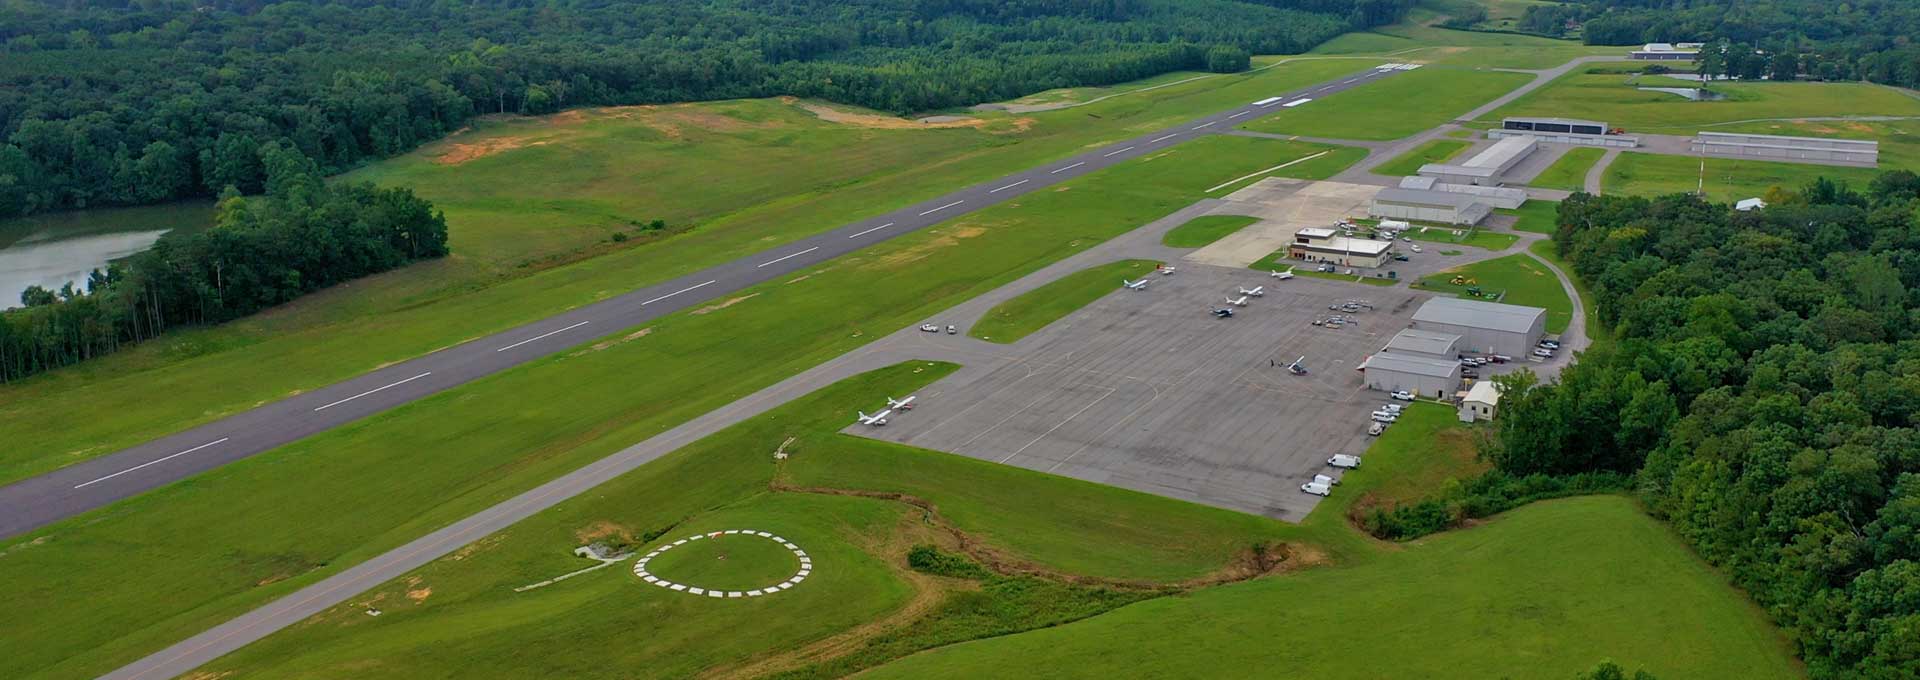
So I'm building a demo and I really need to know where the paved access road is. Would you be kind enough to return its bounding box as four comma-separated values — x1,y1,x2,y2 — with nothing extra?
0,63,1406,540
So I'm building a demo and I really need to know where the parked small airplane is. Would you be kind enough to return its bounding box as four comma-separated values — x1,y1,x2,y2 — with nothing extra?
1121,279,1150,291
1224,294,1250,307
1270,269,1294,280
1210,307,1235,318
886,396,916,411
1238,285,1265,297
856,409,891,426
1287,356,1308,375
1156,265,1177,276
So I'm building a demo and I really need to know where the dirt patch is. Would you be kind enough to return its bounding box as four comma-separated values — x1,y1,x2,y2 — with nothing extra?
691,293,760,315
434,136,551,165
787,97,1031,132
574,520,637,545
407,586,433,603
577,327,653,355
256,573,293,587
873,225,989,269
786,275,811,284
449,535,505,561
180,672,235,680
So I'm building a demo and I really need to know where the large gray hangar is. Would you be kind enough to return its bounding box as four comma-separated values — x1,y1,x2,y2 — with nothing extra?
1360,351,1462,398
1410,297,1546,357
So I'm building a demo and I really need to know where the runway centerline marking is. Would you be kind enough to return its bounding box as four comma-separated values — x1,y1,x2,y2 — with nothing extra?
1227,111,1250,119
74,438,230,489
848,222,894,238
1191,122,1215,130
641,280,717,305
756,246,820,268
313,372,434,412
1149,134,1177,143
1050,162,1086,174
919,200,964,216
495,320,591,352
1102,146,1135,157
989,179,1029,193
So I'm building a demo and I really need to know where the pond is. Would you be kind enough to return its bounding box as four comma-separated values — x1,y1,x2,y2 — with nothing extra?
0,202,214,309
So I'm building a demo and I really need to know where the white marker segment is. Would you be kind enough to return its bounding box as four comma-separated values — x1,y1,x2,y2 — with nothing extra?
989,179,1029,193
74,438,230,489
1343,79,1357,84
756,246,820,268
847,222,894,238
494,320,591,352
918,200,963,216
1149,134,1177,143
1050,162,1086,174
1191,122,1215,130
641,279,717,305
1102,146,1134,157
313,372,433,411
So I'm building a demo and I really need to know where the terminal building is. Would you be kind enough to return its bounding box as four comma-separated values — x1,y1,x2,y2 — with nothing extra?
1490,117,1638,148
1287,227,1393,268
1369,187,1492,225
1417,135,1538,186
1691,131,1878,166
1410,297,1547,357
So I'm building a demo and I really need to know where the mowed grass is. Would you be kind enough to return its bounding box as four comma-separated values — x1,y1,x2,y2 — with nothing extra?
0,134,1327,680
1483,65,1920,133
644,534,801,592
1375,139,1471,176
1500,199,1563,234
1307,3,1619,70
1414,253,1572,333
858,497,1800,680
1405,224,1519,251
1241,67,1532,140
1602,151,1882,203
1528,147,1606,191
971,259,1161,343
0,57,1384,484
1161,215,1261,248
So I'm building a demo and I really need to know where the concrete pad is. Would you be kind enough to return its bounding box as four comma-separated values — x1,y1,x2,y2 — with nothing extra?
1186,178,1382,269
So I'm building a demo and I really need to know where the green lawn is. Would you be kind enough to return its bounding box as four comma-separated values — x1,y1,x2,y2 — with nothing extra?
1602,151,1882,203
1529,239,1603,342
1414,253,1572,333
1404,224,1520,251
1528,147,1605,191
1241,68,1532,140
1306,2,1619,70
1374,139,1472,176
1161,215,1260,248
0,133,1333,680
1482,65,1920,134
643,533,802,592
859,497,1800,680
0,58,1384,485
970,259,1162,343
1500,199,1561,234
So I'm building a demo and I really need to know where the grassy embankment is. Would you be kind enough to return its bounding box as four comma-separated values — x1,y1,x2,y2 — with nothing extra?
0,58,1383,485
1414,253,1573,334
1528,146,1606,191
1239,67,1532,140
1161,215,1261,248
970,259,1162,343
1374,139,1471,176
0,133,1356,680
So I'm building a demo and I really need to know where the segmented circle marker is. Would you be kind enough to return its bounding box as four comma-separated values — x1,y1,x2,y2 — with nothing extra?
632,529,811,598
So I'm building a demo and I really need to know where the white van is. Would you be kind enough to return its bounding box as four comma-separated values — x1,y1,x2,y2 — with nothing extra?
1328,454,1362,469
1313,473,1341,486
1300,482,1332,497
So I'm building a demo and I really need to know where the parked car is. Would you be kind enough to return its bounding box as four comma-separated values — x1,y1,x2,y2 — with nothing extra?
1393,253,1410,262
1370,410,1398,423
920,323,940,332
1300,482,1332,497
1539,340,1561,349
1410,244,1422,253
1327,454,1362,469
1382,403,1403,414
1390,390,1414,401
1531,348,1554,358
1368,421,1385,436
1490,355,1511,364
946,325,957,334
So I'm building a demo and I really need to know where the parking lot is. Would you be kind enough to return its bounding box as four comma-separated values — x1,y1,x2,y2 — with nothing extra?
847,264,1433,520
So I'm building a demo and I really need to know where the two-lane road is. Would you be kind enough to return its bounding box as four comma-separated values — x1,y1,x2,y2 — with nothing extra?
0,61,1408,541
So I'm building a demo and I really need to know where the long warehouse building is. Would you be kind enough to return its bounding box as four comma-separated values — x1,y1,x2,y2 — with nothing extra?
1409,297,1546,357
1361,351,1462,398
1418,135,1538,186
1691,131,1878,166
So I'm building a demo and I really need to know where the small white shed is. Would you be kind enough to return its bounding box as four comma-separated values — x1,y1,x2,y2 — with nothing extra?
1459,380,1503,422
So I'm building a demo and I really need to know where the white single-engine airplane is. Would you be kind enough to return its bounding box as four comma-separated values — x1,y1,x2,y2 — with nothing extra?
1122,279,1150,291
1225,294,1250,307
1270,269,1294,280
1156,265,1177,276
1287,356,1308,375
1238,285,1265,297
887,396,916,411
856,409,891,426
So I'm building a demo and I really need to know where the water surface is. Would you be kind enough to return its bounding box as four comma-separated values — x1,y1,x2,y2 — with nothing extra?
0,202,213,309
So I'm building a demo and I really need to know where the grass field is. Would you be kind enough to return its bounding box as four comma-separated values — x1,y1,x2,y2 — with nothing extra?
1240,67,1532,140
1375,139,1471,176
1405,224,1519,251
1602,151,1882,203
1500,199,1562,234
1161,215,1261,248
1306,2,1618,70
0,133,1345,680
644,534,802,591
970,259,1161,343
0,58,1384,485
1414,253,1572,333
1528,147,1605,191
1482,65,1920,134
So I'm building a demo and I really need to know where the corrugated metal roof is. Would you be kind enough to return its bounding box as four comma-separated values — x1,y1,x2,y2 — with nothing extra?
1504,116,1607,128
1384,329,1461,356
1413,297,1546,334
1462,136,1535,169
1415,163,1500,178
1364,351,1463,378
1399,175,1438,190
1374,187,1486,208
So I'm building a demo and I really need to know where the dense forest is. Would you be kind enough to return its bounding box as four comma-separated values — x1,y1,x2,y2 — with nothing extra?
1516,0,1920,87
1371,173,1920,677
0,0,1413,217
0,163,448,382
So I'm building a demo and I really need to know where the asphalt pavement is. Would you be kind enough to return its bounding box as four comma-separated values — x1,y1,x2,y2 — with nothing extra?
0,63,1406,541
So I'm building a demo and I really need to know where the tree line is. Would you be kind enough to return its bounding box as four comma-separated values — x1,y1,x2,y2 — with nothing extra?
0,166,449,382
1516,0,1920,88
1369,172,1920,677
0,0,1413,217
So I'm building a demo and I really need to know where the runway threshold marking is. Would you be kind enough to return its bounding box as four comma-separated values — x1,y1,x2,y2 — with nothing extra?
847,222,894,238
1050,162,1086,174
1149,133,1177,143
641,280,717,305
494,320,591,352
989,179,1030,193
74,438,231,489
756,246,820,268
313,372,434,412
919,200,964,216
